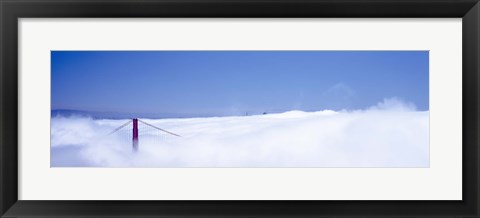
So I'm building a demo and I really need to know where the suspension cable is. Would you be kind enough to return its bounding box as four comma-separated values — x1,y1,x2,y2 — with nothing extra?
107,120,132,135
138,119,181,137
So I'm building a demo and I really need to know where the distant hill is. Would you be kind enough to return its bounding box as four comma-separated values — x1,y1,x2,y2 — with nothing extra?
51,109,221,119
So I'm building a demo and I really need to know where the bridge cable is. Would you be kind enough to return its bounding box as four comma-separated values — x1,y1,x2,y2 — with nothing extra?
107,120,132,135
138,119,181,137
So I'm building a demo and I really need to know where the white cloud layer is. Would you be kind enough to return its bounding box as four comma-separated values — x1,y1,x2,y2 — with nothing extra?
51,98,429,167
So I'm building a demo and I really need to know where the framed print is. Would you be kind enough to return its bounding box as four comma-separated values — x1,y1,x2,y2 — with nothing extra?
1,0,479,217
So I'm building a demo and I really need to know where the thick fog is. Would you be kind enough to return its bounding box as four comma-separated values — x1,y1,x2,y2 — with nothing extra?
51,98,429,167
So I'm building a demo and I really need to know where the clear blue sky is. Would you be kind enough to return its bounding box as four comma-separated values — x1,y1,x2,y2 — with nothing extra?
51,51,428,117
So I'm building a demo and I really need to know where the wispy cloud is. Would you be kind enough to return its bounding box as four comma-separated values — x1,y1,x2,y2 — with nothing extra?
323,82,356,100
368,97,417,111
320,82,357,110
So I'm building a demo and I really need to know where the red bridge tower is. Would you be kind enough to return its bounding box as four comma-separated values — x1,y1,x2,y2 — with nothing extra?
132,118,139,152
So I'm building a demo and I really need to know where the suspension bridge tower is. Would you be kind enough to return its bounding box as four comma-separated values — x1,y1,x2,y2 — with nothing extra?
108,118,181,152
132,118,139,152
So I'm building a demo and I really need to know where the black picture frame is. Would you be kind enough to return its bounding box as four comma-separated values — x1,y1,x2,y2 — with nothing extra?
1,0,479,217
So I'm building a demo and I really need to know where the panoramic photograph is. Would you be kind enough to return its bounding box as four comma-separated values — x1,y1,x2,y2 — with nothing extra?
51,51,429,167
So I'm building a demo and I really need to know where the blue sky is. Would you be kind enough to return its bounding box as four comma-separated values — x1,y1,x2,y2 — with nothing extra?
51,51,428,117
